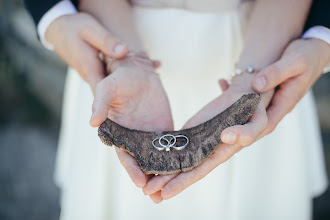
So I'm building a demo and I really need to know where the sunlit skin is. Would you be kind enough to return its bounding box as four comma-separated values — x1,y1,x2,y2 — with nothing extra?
50,0,316,203
90,55,174,188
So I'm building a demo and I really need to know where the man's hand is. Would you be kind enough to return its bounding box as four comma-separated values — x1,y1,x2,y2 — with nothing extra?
142,73,273,203
90,54,174,188
45,13,128,91
252,38,330,138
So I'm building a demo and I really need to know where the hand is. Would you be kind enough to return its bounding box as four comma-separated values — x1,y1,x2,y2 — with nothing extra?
45,13,128,91
142,73,273,203
90,54,174,188
252,38,330,138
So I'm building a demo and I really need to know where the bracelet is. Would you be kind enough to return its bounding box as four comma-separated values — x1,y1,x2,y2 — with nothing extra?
229,66,259,83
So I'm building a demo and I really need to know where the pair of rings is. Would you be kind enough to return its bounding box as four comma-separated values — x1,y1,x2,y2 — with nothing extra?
152,134,189,152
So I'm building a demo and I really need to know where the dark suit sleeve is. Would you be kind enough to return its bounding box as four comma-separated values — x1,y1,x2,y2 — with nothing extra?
24,0,79,27
304,0,330,30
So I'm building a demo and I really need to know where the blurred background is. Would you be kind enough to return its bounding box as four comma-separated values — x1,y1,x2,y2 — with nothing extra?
0,1,329,220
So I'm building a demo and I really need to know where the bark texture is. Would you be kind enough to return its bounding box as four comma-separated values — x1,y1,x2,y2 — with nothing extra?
98,93,261,174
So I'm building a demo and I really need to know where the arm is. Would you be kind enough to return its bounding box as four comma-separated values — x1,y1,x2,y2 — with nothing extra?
24,0,129,91
24,0,62,26
219,0,312,144
78,0,173,189
251,0,330,138
143,0,312,203
79,0,144,51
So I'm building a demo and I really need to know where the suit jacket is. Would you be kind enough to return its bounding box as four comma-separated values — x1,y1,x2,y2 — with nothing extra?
24,0,330,31
304,0,330,30
24,0,78,26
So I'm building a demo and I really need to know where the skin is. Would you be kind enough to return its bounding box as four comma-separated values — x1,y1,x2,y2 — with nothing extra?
92,55,174,187
253,38,330,138
76,0,312,203
218,38,330,140
45,4,166,188
45,13,129,92
78,0,174,189
143,0,312,202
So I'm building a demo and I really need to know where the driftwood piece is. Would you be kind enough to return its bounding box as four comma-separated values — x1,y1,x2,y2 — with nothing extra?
98,93,261,175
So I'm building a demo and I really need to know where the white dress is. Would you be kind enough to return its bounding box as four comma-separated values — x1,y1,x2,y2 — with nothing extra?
55,1,328,219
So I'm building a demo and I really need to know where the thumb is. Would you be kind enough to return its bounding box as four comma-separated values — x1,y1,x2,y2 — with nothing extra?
90,80,115,127
77,46,107,93
218,79,229,92
252,56,303,92
80,18,128,59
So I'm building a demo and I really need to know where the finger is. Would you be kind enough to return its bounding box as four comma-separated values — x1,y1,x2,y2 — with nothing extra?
260,77,307,138
161,144,240,199
57,40,105,93
218,79,229,92
221,103,267,146
143,173,178,195
252,55,306,92
151,60,161,69
149,191,163,204
78,46,106,92
90,79,116,127
80,19,128,59
115,148,150,188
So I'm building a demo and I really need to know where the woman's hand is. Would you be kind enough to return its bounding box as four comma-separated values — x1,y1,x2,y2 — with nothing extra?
90,54,173,188
142,73,273,203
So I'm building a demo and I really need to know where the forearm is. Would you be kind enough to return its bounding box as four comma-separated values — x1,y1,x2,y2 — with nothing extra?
237,0,312,70
79,0,144,51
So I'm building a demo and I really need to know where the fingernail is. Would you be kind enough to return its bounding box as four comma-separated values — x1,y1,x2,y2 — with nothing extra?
222,131,237,143
254,76,267,91
113,43,126,55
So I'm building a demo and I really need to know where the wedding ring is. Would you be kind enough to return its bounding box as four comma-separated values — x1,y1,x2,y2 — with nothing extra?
152,134,189,152
172,135,189,151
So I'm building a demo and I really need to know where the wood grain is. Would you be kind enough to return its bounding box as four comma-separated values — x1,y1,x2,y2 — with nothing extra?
98,93,261,174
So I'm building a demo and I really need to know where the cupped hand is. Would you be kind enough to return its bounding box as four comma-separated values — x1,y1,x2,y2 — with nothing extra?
143,72,273,203
45,12,128,91
252,38,330,138
90,54,174,188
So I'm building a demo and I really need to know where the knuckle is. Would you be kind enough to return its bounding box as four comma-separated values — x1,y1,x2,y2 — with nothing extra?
79,23,95,38
294,54,308,70
241,135,255,147
103,34,115,46
286,103,295,114
266,122,276,135
266,65,281,79
78,27,88,38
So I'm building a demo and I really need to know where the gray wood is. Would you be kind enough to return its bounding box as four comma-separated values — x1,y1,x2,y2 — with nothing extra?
98,93,261,175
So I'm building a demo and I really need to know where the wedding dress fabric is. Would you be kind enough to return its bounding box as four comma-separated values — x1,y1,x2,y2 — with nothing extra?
55,0,327,219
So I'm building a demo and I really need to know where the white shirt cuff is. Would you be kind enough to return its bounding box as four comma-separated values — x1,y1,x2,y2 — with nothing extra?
37,0,78,50
302,26,330,74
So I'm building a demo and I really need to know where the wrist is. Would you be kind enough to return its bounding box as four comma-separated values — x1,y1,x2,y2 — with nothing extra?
44,14,72,48
106,52,156,73
38,0,78,50
230,72,256,93
228,72,274,108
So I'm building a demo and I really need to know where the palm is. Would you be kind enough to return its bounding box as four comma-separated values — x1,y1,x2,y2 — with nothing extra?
92,59,173,188
143,86,271,202
107,67,173,132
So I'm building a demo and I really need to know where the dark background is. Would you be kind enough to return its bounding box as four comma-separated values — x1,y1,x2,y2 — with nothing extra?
0,1,329,219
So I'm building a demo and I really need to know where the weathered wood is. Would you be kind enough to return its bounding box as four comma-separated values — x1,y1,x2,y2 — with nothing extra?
98,93,261,175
